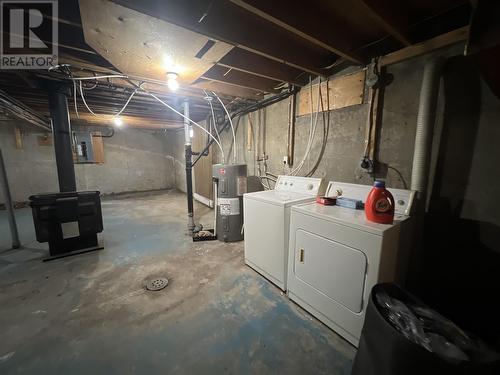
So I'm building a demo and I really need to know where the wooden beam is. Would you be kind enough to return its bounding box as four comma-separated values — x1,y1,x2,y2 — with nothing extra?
380,26,469,66
202,65,280,93
112,0,335,76
230,0,362,64
58,54,243,101
192,79,263,100
297,70,365,116
14,127,23,149
0,89,51,131
357,0,412,46
72,113,184,129
218,48,305,86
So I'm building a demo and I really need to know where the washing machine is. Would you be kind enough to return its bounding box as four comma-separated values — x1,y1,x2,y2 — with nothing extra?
243,176,325,291
287,181,415,346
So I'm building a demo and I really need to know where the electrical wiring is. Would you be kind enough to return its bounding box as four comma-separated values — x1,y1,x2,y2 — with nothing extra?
290,77,321,176
61,66,295,169
59,67,257,165
77,80,141,118
131,84,226,163
79,81,97,116
290,78,315,175
114,86,140,117
71,74,127,81
388,166,408,189
264,172,277,182
80,72,99,90
305,78,330,177
192,87,298,167
73,80,79,119
203,90,222,150
363,87,377,159
248,112,257,175
212,91,237,164
226,115,242,164
257,161,271,190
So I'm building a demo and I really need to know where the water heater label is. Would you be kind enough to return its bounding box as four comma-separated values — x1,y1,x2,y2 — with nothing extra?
218,198,240,216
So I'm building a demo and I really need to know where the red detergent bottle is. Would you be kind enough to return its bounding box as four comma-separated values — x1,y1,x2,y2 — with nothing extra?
365,180,395,224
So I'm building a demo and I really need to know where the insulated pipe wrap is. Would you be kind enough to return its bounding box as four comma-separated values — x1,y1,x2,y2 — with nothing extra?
410,59,444,196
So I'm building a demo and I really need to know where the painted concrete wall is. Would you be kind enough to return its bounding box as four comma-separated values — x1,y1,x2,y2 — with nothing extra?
168,53,436,192
167,46,500,233
0,121,176,204
186,52,441,190
461,79,500,229
166,128,188,193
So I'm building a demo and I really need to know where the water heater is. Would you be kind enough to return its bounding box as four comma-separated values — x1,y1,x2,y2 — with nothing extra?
212,164,247,242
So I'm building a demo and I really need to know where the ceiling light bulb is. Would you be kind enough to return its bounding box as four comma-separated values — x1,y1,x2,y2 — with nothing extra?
163,55,174,69
113,116,123,127
166,72,179,91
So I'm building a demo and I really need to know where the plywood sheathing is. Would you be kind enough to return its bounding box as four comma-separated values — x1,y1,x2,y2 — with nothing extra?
297,70,366,116
192,80,262,100
78,0,234,86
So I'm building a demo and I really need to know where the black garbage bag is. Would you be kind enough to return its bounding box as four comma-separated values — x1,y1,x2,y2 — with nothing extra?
351,283,499,375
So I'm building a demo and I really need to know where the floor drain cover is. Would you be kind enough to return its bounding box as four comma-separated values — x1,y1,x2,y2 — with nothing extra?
146,278,169,291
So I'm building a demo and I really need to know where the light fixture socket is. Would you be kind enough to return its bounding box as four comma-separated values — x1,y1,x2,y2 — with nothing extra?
113,116,123,127
166,72,178,80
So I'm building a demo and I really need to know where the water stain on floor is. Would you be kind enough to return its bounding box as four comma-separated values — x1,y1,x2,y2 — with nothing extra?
0,190,355,374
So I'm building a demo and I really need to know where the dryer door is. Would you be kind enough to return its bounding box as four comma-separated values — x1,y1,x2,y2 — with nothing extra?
295,229,367,313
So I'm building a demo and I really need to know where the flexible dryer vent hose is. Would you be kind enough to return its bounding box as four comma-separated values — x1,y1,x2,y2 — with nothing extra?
410,59,444,197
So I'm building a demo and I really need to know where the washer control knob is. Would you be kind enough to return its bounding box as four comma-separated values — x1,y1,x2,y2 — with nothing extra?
398,200,405,206
307,184,314,190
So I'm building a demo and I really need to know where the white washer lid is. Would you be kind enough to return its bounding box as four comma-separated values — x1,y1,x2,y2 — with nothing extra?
244,190,316,206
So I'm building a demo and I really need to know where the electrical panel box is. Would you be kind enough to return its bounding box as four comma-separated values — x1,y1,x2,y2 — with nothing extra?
73,131,104,164
74,131,95,163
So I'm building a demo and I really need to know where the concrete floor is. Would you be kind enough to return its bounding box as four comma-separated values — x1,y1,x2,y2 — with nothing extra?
0,190,355,374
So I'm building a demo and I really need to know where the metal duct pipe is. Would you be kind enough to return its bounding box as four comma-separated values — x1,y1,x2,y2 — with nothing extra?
48,87,77,192
0,149,20,249
411,59,444,198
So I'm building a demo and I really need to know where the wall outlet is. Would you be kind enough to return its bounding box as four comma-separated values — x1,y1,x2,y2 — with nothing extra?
283,156,289,165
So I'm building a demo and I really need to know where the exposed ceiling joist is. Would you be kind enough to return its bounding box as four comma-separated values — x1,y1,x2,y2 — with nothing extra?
380,26,469,66
0,89,51,131
202,65,281,93
357,0,412,46
112,0,334,76
73,113,183,129
192,79,263,100
229,0,363,64
58,55,236,102
217,48,305,86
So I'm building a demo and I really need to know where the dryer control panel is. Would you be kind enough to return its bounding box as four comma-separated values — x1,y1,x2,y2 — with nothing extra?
275,176,325,196
326,181,415,216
